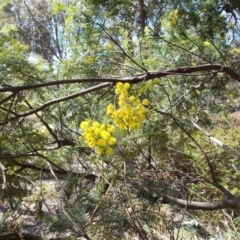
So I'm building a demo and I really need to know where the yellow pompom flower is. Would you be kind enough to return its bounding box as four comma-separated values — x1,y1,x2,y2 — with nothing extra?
115,82,123,94
108,137,117,145
101,130,111,139
96,147,104,155
115,88,122,95
123,82,130,90
106,147,113,155
94,127,101,135
107,104,114,115
120,89,128,98
80,121,89,130
203,41,211,46
142,99,149,106
88,140,96,148
92,122,100,128
79,120,117,155
116,82,123,88
118,99,125,107
134,99,141,106
97,139,107,147
108,82,149,131
108,125,115,133
129,96,135,103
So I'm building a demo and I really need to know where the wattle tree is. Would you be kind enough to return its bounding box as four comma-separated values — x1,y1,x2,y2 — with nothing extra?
0,0,240,239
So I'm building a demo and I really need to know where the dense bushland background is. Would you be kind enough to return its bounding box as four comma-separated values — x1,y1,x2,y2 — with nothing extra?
1,0,240,239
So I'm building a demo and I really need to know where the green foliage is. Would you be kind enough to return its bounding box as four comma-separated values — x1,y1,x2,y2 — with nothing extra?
1,0,240,239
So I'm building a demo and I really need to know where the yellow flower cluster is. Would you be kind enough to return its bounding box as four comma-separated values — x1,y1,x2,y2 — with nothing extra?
79,120,116,155
106,82,149,131
169,10,178,26
203,41,211,47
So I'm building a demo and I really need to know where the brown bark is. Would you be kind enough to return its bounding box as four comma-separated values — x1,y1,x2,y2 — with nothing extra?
0,64,239,127
13,162,97,180
163,195,240,210
0,64,239,94
138,0,147,35
0,162,14,210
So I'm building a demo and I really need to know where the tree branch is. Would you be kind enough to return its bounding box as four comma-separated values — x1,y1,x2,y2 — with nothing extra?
0,64,239,93
1,64,239,126
0,82,111,125
14,162,98,180
0,162,14,210
163,195,240,210
138,0,147,36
